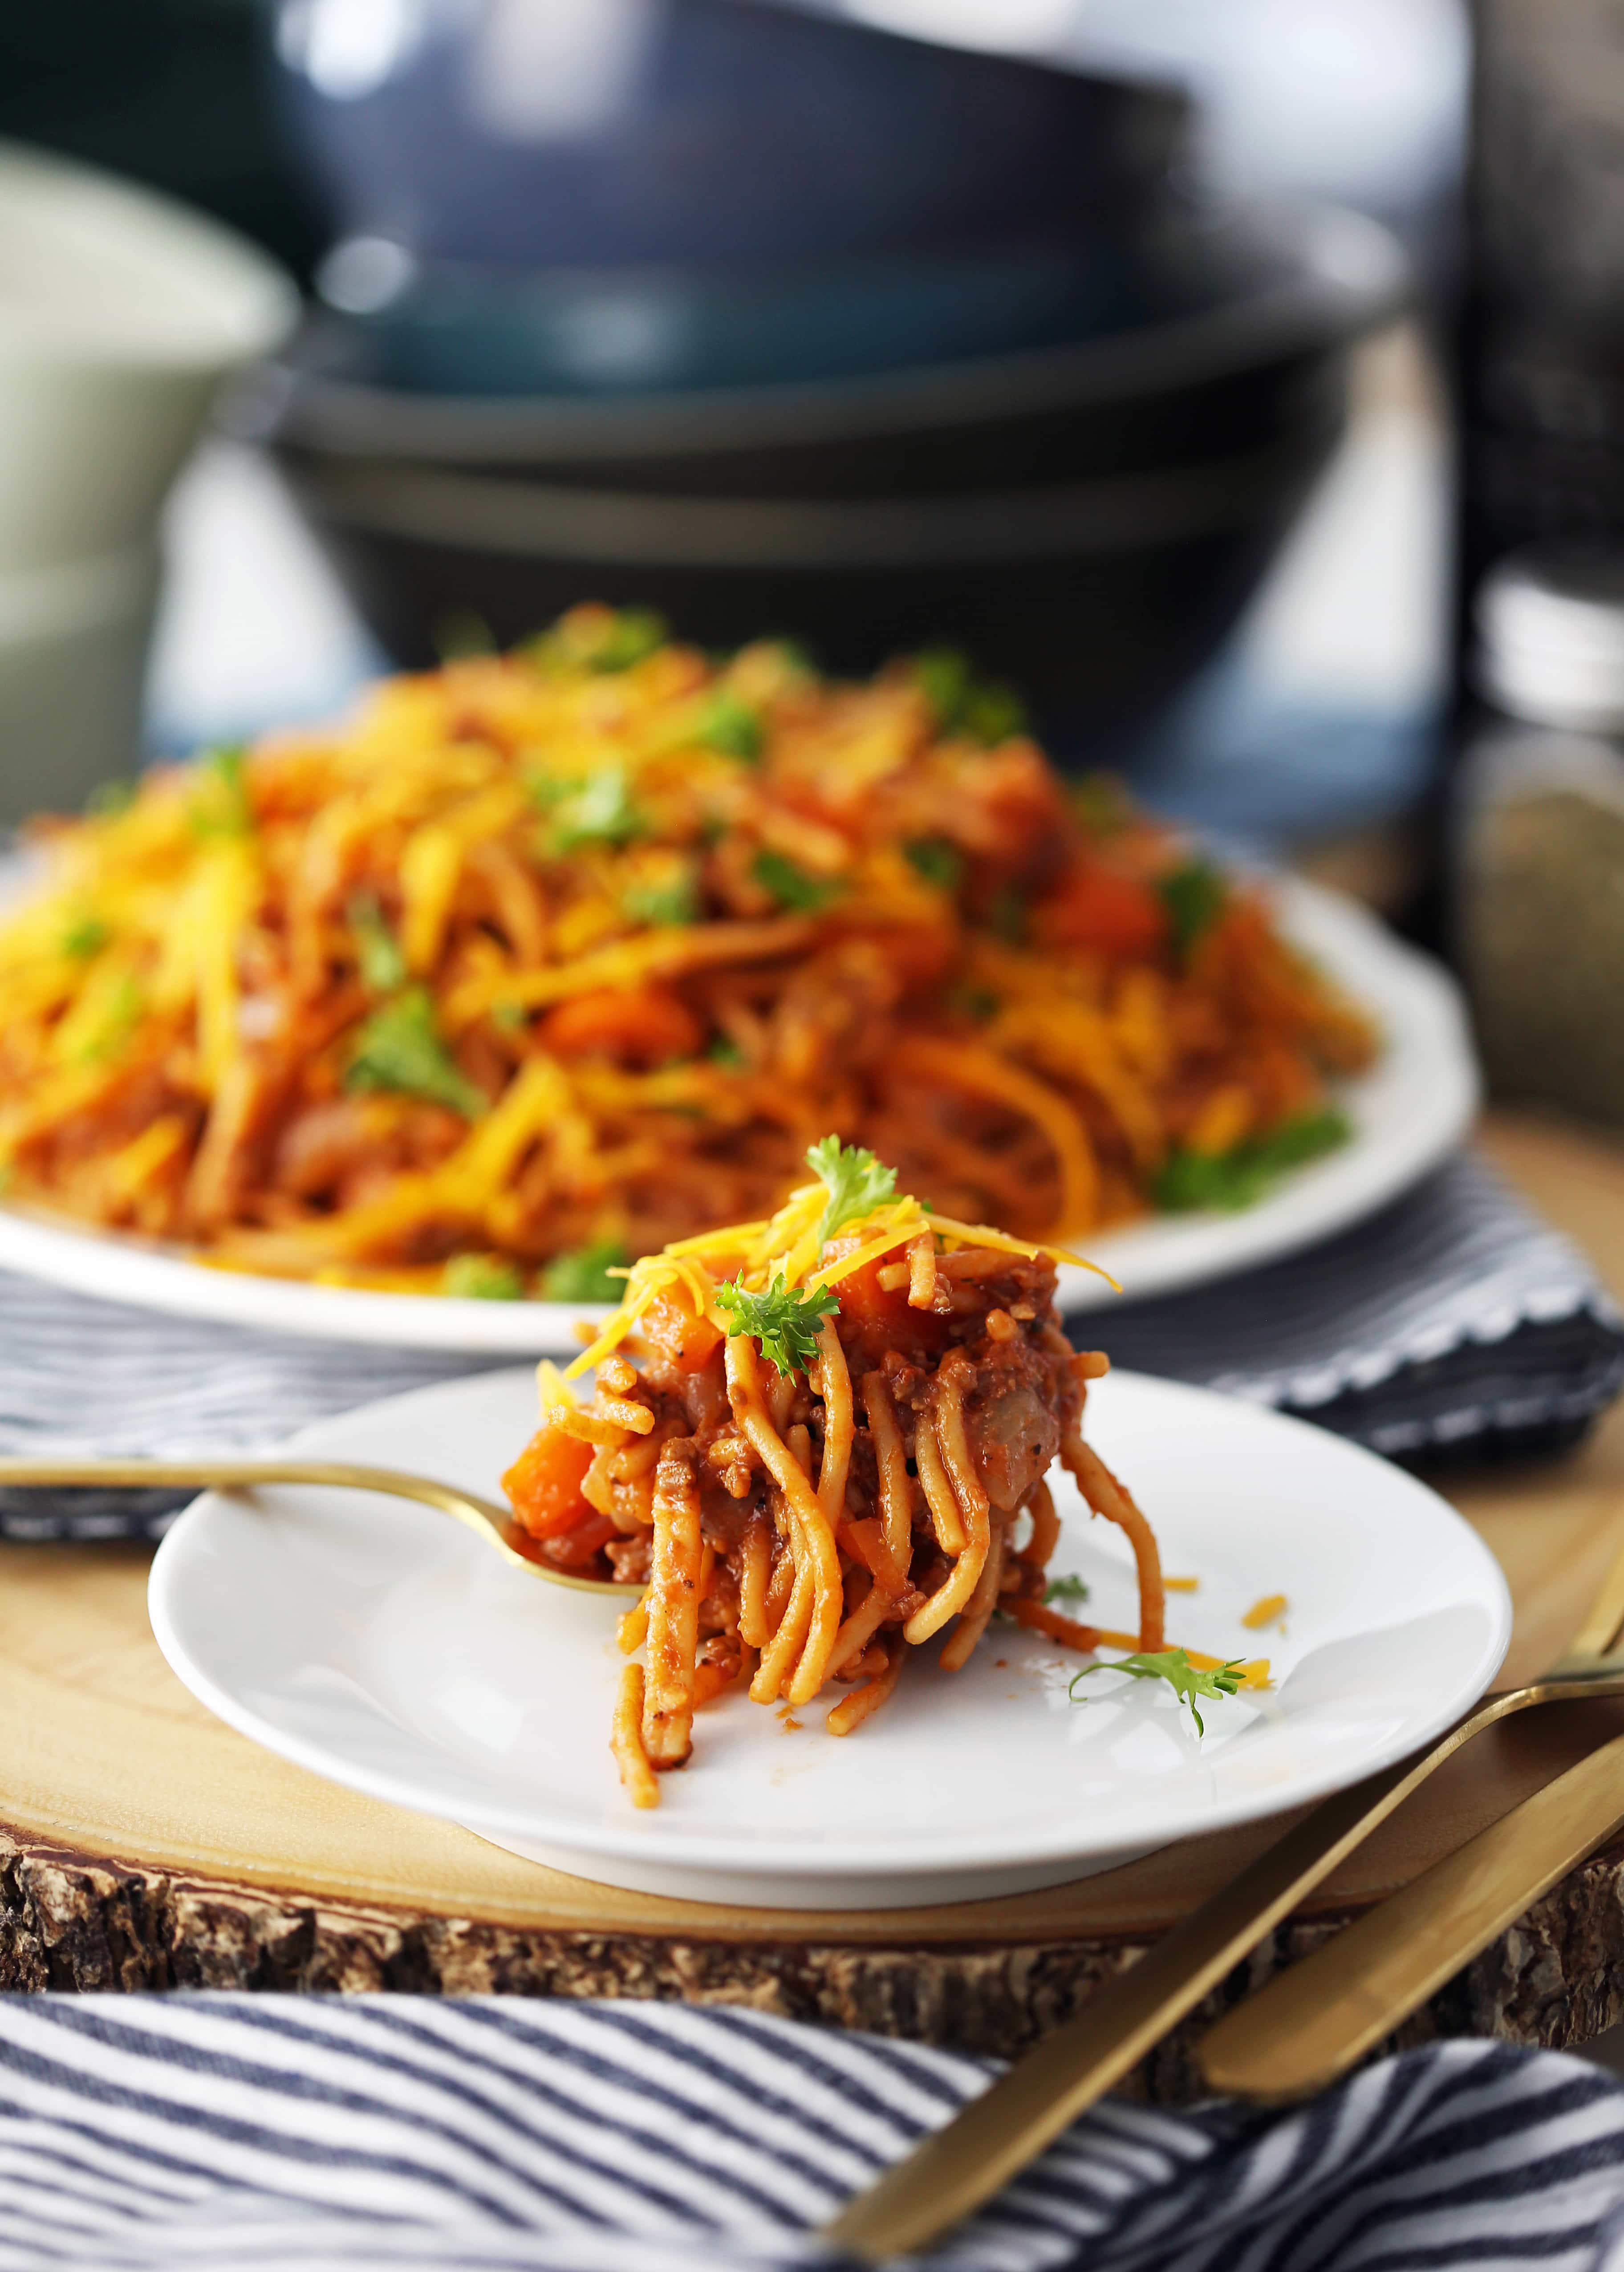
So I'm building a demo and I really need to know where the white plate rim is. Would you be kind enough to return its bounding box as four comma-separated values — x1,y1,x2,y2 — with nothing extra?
147,1365,1512,1884
0,873,1478,1350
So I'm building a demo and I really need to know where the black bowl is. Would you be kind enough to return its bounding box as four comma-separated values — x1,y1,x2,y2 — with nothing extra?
272,396,1343,746
248,206,1403,501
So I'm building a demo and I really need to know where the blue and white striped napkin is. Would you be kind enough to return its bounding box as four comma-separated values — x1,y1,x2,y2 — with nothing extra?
0,1153,1619,1541
1101,1152,1624,1460
0,1996,1616,2272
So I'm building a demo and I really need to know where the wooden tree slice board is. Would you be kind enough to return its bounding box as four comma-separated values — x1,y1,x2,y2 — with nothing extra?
4,1111,1624,2090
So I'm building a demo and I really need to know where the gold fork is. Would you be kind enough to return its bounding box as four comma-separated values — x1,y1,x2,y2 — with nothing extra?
0,1458,641,1596
823,1521,1624,2263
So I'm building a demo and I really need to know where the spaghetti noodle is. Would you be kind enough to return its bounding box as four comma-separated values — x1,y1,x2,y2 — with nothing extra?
502,1136,1258,1806
0,607,1374,1290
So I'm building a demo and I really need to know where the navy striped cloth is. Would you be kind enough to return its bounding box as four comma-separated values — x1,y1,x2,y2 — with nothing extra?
0,1996,1618,2271
0,1152,1619,1542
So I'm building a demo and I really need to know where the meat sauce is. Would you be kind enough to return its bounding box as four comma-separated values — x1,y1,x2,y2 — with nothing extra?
504,1250,1081,1621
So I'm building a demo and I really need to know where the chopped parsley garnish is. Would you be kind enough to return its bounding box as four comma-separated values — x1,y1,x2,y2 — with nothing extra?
528,606,669,675
77,972,144,1065
189,745,253,839
807,1134,898,1246
913,648,1026,746
539,1239,627,1304
550,764,647,854
536,605,669,675
1155,1108,1352,1213
524,769,575,811
62,916,109,960
715,1271,840,1379
348,893,407,992
443,1254,525,1300
433,608,495,661
1157,860,1227,959
346,987,486,1118
1044,1572,1091,1605
752,848,841,913
1070,1647,1245,1738
695,691,763,762
987,884,1027,945
905,838,965,893
1071,773,1133,838
623,865,700,927
708,1035,746,1067
85,779,135,818
586,608,668,672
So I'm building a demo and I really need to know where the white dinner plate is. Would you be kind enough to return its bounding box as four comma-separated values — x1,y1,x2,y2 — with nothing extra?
149,1365,1510,1911
0,874,1477,1350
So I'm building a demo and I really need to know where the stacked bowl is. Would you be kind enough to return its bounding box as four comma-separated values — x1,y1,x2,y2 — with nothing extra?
258,0,1406,743
0,143,295,817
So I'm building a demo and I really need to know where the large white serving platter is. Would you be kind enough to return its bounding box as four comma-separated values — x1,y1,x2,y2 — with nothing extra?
0,874,1476,1350
149,1366,1510,1911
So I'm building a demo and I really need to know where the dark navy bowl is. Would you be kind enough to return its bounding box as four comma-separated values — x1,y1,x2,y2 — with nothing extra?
330,241,1150,400
271,0,1187,272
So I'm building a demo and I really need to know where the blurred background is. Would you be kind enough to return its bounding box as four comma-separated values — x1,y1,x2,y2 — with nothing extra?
3,0,1622,1120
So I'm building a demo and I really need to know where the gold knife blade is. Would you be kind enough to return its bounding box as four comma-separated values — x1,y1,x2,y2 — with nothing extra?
1198,1725,1624,2104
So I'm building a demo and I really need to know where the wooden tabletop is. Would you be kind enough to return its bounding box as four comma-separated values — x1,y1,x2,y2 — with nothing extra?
4,1108,1624,2090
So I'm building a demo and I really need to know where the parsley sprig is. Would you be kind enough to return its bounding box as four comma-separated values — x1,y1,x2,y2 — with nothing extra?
694,691,763,762
806,1135,898,1247
1157,860,1227,959
540,1239,627,1304
622,862,700,927
62,915,109,960
715,1272,839,1378
443,1254,525,1301
189,745,254,840
528,606,668,675
752,848,841,913
1070,1647,1245,1737
905,837,965,893
348,893,407,993
549,764,646,853
346,987,486,1118
1044,1572,1090,1605
1155,1108,1351,1213
913,648,1026,746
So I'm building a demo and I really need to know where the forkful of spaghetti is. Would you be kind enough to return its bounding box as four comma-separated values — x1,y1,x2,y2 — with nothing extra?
500,1137,1268,1806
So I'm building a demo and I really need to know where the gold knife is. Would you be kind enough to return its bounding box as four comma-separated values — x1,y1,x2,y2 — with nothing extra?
825,1519,1624,2265
1198,1725,1624,2103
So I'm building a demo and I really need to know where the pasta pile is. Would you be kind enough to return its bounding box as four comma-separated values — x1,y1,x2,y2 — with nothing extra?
0,606,1375,1292
503,1138,1259,1806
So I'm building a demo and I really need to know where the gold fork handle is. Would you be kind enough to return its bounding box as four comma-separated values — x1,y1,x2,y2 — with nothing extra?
0,1456,641,1597
824,1680,1575,2264
0,1457,509,1522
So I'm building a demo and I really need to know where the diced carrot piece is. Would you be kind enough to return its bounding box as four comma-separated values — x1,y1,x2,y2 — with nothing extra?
638,1290,724,1373
1035,861,1168,958
831,1254,949,1368
539,986,702,1067
502,1422,595,1538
